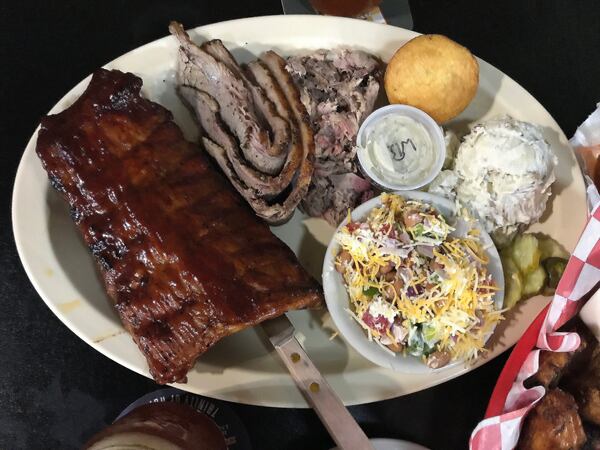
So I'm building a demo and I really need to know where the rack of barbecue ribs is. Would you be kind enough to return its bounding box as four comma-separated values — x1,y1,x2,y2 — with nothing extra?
35,68,323,384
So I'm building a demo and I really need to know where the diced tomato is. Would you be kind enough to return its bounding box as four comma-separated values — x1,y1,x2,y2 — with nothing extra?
362,311,390,333
380,223,397,239
346,221,361,233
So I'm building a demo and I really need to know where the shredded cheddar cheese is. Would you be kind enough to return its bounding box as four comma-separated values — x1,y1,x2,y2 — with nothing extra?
334,193,503,368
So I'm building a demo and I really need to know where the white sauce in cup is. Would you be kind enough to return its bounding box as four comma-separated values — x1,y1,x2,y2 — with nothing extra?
357,105,446,191
364,115,435,186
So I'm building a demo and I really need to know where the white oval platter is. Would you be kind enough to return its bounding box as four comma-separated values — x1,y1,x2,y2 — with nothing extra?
12,15,586,407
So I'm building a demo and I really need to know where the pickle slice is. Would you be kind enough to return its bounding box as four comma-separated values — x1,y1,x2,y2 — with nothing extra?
538,235,569,261
543,257,568,290
502,256,524,309
510,234,541,275
523,265,547,297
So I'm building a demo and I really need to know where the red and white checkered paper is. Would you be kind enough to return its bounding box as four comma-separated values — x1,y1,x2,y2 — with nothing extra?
469,201,600,450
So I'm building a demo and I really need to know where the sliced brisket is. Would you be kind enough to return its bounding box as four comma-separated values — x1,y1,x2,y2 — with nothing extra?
170,22,314,224
170,22,286,175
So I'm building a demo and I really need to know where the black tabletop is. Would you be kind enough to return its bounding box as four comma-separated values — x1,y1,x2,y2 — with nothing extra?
2,1,600,449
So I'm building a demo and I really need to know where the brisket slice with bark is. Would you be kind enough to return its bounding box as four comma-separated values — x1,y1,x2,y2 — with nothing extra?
35,68,323,384
170,22,314,224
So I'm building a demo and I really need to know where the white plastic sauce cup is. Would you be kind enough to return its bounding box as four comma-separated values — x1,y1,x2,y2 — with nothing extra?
356,104,446,191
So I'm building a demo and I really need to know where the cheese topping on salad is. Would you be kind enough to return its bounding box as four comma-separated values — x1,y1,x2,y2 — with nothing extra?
335,193,503,368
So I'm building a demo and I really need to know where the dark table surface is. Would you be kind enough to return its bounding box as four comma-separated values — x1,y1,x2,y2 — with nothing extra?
2,1,600,449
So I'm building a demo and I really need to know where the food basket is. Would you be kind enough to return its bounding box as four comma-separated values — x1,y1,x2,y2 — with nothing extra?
471,208,600,449
470,104,600,449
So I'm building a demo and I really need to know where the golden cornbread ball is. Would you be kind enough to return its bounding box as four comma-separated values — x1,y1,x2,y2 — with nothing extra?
384,34,479,123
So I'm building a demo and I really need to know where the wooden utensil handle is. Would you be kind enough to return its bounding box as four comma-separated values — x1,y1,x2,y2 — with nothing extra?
275,337,373,450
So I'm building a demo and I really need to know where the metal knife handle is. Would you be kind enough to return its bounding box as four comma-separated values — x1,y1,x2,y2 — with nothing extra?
274,336,373,450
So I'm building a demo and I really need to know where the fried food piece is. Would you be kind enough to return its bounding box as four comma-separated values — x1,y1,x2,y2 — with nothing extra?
581,386,600,427
533,351,573,388
569,346,600,427
529,322,594,388
583,422,600,450
384,34,479,123
519,389,586,450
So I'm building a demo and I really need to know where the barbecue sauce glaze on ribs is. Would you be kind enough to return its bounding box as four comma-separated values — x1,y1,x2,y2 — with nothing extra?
36,69,323,384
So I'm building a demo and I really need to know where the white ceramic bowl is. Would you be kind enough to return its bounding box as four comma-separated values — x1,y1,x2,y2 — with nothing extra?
356,105,446,191
322,191,505,373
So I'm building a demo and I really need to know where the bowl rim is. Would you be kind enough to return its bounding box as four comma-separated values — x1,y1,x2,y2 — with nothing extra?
322,190,505,373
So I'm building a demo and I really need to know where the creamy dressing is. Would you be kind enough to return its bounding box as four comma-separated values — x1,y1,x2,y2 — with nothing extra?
362,115,437,186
